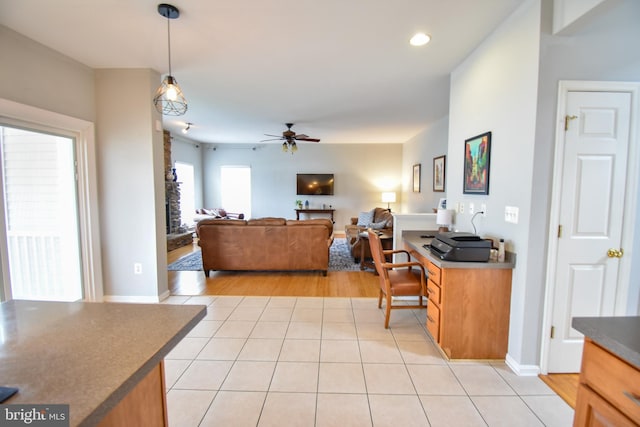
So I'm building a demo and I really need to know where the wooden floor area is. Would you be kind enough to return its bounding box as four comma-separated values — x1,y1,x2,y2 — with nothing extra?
167,240,380,298
539,373,580,409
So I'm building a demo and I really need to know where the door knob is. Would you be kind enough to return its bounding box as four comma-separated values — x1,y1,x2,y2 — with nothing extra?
607,248,624,258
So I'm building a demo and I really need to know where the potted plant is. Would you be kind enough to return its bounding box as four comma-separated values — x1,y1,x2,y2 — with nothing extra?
295,200,303,209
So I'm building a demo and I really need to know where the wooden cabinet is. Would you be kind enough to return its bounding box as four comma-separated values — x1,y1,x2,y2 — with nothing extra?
574,338,640,427
406,243,512,360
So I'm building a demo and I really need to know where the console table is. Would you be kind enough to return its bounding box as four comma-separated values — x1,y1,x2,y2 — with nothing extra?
295,208,335,223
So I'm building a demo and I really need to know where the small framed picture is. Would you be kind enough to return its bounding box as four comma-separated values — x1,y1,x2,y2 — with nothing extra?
433,155,445,192
463,131,491,195
413,164,421,193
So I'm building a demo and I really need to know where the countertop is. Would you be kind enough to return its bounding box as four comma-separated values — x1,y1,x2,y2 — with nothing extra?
403,230,516,269
0,300,206,426
572,316,640,369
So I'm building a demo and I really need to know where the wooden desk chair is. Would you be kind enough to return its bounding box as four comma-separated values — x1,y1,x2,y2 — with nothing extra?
368,229,427,328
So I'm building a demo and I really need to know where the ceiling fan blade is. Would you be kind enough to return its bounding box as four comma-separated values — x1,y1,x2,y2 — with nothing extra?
260,138,282,142
264,134,281,138
296,137,320,142
294,134,309,139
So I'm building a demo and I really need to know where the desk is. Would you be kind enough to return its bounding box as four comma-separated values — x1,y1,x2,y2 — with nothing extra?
0,300,206,426
403,231,514,359
295,208,335,223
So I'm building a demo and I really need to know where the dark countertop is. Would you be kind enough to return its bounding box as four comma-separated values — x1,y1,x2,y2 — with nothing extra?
0,300,206,426
402,230,515,269
572,316,640,369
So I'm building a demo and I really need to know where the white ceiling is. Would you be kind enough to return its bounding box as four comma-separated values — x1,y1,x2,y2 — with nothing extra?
0,0,525,145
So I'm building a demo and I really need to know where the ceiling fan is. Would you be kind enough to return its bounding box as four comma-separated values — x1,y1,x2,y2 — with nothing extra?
262,123,320,153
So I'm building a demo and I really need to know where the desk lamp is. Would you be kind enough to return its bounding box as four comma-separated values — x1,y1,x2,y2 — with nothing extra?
436,209,453,232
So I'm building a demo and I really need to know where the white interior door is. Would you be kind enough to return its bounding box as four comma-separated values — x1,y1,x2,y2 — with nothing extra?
546,90,632,372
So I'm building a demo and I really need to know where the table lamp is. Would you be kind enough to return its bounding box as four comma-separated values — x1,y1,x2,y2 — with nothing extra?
436,208,453,232
381,192,396,212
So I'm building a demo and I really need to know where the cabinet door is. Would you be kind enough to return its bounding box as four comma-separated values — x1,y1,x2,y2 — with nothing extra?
574,384,637,427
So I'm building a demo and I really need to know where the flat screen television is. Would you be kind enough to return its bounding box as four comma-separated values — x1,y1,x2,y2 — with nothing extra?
296,173,334,196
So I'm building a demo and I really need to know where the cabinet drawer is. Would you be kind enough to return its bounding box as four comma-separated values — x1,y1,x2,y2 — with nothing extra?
426,279,441,305
426,299,440,343
580,339,640,424
574,383,637,427
426,261,441,285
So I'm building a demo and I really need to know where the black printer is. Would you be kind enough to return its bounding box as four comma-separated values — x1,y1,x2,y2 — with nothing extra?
427,232,491,262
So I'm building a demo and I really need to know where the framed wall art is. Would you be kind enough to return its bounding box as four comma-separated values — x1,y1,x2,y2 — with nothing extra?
413,163,421,193
463,131,491,195
433,155,445,192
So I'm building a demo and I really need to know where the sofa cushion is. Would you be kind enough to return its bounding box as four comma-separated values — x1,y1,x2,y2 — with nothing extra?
370,219,387,230
373,208,394,228
286,219,334,238
356,209,375,227
248,217,286,226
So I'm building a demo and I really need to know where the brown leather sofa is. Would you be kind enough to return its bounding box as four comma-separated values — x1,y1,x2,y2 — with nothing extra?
344,207,393,262
196,217,334,276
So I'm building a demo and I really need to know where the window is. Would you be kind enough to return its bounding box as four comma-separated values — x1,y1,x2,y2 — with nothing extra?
220,166,251,218
174,162,195,226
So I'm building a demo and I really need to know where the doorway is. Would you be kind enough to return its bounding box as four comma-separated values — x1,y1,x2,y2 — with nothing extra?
0,125,83,301
542,81,640,373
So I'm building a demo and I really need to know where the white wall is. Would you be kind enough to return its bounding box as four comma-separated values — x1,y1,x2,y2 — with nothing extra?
533,0,640,317
200,143,403,229
402,116,449,213
447,0,542,369
95,69,168,302
0,25,95,121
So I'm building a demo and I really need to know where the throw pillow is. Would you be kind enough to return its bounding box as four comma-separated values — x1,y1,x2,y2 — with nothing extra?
356,209,374,227
370,220,387,230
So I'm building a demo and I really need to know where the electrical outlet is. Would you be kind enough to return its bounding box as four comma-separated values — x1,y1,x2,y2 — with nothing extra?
459,203,464,214
505,206,519,224
469,203,474,215
134,263,142,275
480,204,487,216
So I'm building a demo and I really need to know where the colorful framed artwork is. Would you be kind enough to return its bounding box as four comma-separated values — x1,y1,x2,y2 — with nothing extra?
413,164,421,193
463,131,491,195
433,155,445,192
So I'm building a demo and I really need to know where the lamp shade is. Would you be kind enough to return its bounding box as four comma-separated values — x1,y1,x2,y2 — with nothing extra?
436,209,453,226
381,192,396,203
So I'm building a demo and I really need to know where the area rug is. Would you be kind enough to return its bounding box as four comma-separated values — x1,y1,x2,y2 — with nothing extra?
167,237,361,272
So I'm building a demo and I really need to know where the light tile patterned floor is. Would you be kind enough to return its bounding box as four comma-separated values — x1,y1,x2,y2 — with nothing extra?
162,295,574,427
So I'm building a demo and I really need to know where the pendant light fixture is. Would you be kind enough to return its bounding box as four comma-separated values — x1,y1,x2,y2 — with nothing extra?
153,3,188,116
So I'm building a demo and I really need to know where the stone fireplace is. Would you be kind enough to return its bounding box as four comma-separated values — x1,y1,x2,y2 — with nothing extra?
164,130,192,251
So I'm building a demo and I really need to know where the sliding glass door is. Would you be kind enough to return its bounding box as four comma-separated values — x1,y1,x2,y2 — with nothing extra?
0,125,83,301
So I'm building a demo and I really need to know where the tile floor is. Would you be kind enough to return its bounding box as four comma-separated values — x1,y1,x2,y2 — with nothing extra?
162,295,574,427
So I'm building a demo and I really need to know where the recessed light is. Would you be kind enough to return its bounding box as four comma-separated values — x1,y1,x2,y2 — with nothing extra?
410,32,431,47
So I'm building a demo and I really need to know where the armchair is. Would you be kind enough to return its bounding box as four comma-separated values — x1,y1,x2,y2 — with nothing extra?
344,207,393,262
368,229,427,328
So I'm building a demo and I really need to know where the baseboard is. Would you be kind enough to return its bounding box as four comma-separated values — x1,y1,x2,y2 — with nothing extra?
505,353,541,376
103,291,170,304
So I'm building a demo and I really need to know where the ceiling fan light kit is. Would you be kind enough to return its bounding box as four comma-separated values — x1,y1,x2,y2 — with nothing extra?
153,3,188,116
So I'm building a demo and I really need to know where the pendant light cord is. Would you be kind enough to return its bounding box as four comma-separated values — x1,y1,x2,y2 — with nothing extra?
166,15,172,76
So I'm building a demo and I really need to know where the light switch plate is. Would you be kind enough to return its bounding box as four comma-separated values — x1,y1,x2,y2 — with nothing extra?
505,206,519,224
459,203,464,214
